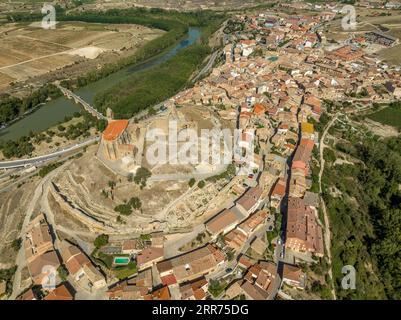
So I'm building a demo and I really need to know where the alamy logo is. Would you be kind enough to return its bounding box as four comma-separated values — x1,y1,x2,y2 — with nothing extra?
341,5,357,31
144,120,255,175
41,4,56,30
341,265,356,290
41,265,57,290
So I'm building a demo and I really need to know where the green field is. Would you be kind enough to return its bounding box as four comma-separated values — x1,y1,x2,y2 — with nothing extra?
368,104,401,129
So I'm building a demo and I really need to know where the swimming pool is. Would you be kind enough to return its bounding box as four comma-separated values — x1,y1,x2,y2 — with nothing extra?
113,257,130,265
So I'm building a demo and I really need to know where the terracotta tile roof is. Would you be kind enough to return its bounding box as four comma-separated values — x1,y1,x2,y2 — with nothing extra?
156,245,224,282
61,244,91,276
148,286,171,300
122,239,141,251
161,274,177,286
44,284,74,300
224,229,247,251
292,143,313,170
255,270,271,291
28,250,60,282
253,103,266,115
286,197,324,255
102,120,129,141
205,209,239,235
157,260,174,274
237,187,263,212
300,138,315,150
107,270,152,300
271,178,286,197
304,95,321,109
282,264,303,282
241,280,269,300
238,255,253,269
24,214,53,262
191,277,207,291
238,210,268,235
137,247,164,267
17,289,37,300
193,288,206,300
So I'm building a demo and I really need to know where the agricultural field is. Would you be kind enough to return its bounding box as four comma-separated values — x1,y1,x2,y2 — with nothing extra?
78,0,259,11
324,9,401,65
0,21,164,90
378,43,401,65
367,104,401,130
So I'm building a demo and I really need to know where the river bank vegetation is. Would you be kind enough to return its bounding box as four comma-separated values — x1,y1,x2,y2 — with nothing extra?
66,8,225,118
7,8,224,93
1,8,225,145
0,84,61,127
94,43,211,118
0,112,106,159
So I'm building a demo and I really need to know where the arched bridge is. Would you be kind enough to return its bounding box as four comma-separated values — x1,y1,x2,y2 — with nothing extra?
55,84,107,121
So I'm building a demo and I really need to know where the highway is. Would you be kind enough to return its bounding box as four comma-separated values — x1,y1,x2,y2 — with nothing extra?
191,49,221,83
0,136,99,169
0,46,223,172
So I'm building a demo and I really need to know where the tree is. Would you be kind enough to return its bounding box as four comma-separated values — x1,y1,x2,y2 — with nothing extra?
94,234,109,248
11,238,22,251
197,180,206,188
127,173,134,182
129,197,142,210
188,178,196,187
114,204,132,216
226,163,236,177
101,189,108,198
147,107,157,116
134,167,152,187
96,119,108,132
226,250,235,261
57,265,69,282
108,180,116,190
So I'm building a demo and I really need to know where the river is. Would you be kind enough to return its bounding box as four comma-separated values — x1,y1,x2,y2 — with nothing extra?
0,27,201,142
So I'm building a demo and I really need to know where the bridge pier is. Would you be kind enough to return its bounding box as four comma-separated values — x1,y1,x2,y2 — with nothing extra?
55,84,107,121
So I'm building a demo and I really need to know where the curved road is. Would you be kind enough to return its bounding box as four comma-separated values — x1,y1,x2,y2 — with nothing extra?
0,45,223,171
0,136,99,169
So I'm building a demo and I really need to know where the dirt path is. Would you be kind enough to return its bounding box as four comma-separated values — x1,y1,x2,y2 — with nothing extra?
318,115,338,300
0,49,76,71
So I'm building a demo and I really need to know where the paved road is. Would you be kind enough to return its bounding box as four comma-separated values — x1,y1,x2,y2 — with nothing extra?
163,224,205,259
192,50,221,83
1,46,224,172
0,136,99,169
